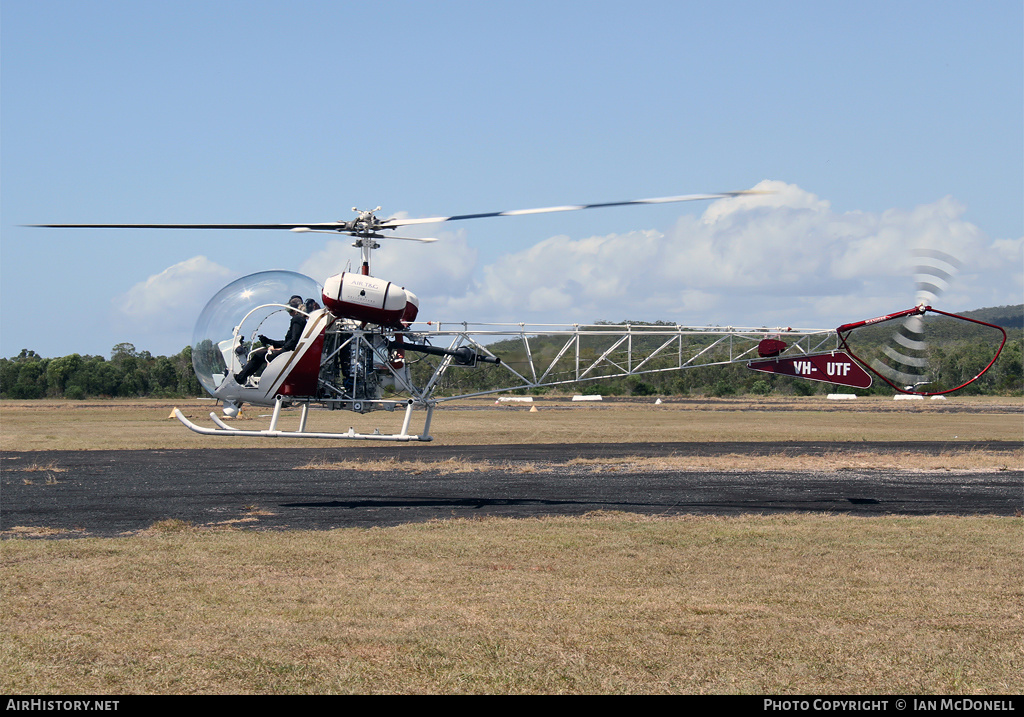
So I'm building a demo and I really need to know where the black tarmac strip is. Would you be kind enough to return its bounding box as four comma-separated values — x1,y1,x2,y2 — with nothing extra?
2,441,1021,538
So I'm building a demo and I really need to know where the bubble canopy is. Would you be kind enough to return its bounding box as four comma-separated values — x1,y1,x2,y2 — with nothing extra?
191,271,323,396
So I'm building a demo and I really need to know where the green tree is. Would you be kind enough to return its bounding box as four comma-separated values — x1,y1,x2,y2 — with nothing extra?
8,357,48,399
45,353,83,397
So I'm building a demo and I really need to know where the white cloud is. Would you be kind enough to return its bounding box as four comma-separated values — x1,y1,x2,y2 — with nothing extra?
113,256,235,339
701,179,831,223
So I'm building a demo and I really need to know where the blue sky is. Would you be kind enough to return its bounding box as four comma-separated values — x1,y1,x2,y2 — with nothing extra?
2,0,1021,358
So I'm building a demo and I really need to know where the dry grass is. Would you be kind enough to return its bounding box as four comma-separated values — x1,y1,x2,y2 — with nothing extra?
0,396,1021,450
15,461,68,473
301,450,1023,474
2,513,1020,694
7,460,67,485
561,449,1023,473
298,456,552,474
3,525,80,538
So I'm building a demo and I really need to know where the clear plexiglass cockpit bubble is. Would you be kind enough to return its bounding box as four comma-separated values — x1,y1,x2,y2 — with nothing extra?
191,271,323,396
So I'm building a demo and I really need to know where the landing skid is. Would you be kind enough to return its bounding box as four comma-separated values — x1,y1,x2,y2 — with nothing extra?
174,399,434,442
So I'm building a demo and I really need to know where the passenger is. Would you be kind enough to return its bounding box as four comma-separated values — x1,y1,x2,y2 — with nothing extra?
234,295,307,386
234,336,248,362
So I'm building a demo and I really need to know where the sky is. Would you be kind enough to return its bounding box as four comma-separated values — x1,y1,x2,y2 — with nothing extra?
2,0,1021,359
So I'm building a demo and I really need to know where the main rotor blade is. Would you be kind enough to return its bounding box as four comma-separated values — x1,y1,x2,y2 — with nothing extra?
379,190,766,228
35,189,767,233
33,222,349,230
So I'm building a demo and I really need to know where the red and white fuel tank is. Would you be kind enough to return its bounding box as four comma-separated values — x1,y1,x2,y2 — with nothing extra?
322,272,419,328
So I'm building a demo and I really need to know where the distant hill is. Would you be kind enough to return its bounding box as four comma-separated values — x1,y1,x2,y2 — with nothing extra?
959,305,1024,329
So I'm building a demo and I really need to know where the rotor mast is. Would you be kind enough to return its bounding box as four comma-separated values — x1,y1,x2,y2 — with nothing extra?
351,207,383,276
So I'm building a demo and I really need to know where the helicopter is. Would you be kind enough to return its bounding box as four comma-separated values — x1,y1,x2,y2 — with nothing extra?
39,191,1007,441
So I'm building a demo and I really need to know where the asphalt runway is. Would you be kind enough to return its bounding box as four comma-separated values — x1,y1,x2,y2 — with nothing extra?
2,441,1020,537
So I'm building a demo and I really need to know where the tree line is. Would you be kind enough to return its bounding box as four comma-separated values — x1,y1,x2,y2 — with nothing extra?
0,343,201,400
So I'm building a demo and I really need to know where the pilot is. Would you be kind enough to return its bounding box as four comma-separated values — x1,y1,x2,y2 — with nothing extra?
234,295,308,386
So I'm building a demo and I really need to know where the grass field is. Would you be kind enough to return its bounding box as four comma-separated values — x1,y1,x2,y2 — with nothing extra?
1,395,1021,450
1,396,1022,694
3,514,1021,694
